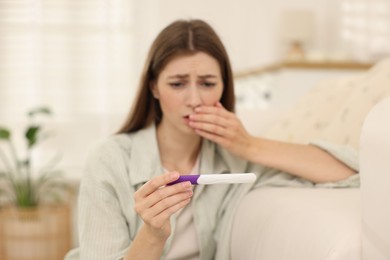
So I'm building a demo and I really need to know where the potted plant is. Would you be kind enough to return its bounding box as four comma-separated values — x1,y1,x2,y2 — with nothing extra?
0,107,71,260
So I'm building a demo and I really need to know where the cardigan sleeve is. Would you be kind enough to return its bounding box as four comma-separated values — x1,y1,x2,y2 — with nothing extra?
77,140,134,260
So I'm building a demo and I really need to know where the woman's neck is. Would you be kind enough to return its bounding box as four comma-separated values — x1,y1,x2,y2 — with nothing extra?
156,125,201,174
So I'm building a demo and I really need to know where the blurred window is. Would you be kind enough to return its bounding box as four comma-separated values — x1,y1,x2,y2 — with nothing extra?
0,0,134,119
341,0,390,61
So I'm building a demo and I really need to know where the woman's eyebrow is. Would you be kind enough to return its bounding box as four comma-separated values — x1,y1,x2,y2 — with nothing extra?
167,74,189,79
166,74,218,79
198,74,217,79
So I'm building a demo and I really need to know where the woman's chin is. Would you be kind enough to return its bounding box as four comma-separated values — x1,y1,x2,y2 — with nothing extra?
182,124,200,136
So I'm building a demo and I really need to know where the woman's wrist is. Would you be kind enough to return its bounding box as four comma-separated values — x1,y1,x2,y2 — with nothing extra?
141,224,170,245
125,225,168,260
244,136,263,162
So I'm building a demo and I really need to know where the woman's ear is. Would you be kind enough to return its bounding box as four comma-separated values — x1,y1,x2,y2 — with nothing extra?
150,82,159,99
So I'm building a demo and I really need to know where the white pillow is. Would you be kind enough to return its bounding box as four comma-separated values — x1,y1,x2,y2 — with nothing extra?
263,57,390,150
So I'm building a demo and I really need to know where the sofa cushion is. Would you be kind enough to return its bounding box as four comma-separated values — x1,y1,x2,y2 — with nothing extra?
231,188,361,260
360,97,390,260
263,57,390,150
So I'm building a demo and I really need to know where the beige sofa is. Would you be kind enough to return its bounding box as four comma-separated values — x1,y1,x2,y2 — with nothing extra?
231,57,390,260
360,96,390,260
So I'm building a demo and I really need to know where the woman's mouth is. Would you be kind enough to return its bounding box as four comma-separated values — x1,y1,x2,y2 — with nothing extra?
183,115,191,124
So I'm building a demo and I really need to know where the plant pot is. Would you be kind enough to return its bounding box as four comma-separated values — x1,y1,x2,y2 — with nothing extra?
0,204,71,260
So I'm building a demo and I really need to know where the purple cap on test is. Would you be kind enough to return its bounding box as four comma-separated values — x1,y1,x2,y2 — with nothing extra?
168,175,200,185
166,173,256,185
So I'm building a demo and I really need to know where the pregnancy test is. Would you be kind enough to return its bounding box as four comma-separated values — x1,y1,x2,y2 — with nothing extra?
168,173,256,185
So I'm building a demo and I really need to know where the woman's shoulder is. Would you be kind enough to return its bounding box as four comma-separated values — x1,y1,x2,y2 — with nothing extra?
79,135,132,184
87,126,156,164
88,134,132,160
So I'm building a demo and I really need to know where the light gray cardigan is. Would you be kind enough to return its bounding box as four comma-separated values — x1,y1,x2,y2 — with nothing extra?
65,124,359,260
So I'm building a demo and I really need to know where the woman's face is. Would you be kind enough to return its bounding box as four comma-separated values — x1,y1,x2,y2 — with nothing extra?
152,52,223,135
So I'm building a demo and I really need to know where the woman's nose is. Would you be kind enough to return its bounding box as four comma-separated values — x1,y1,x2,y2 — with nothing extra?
187,86,202,108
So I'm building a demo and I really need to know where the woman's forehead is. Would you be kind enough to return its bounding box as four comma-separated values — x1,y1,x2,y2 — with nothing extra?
161,52,221,77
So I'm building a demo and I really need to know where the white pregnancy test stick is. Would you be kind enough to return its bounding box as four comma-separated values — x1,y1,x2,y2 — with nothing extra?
168,173,256,185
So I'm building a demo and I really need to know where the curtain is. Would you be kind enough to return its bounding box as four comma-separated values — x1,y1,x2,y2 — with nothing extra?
340,0,390,62
0,0,134,178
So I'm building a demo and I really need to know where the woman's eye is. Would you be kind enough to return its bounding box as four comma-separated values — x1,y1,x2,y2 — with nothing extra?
169,82,184,88
202,82,216,88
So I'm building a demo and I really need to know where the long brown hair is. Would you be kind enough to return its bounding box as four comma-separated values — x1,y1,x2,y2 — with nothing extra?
117,19,235,134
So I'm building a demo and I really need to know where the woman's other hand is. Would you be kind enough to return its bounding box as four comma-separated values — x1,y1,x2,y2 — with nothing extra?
133,172,193,241
189,102,253,159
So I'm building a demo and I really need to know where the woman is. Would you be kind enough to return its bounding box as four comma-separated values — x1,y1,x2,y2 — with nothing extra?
66,19,357,260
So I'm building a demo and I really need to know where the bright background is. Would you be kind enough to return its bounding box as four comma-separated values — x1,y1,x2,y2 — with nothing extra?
0,0,389,180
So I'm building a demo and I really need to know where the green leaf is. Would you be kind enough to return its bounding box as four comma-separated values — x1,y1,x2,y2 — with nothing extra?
14,181,38,207
0,127,11,140
27,107,52,117
25,126,40,148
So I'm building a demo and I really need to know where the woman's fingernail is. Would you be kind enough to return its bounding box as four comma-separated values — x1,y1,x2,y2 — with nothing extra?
182,181,191,188
170,172,179,179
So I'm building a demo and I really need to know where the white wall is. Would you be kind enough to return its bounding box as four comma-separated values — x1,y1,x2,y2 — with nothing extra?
132,0,342,74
